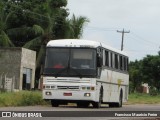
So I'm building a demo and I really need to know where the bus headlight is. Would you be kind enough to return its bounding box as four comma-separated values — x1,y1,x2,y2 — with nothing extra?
45,91,52,95
84,93,91,97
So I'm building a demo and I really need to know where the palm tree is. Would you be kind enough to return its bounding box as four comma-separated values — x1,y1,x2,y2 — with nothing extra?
69,14,89,39
23,14,89,83
55,14,89,39
0,0,89,88
23,14,89,66
0,3,14,47
23,14,55,66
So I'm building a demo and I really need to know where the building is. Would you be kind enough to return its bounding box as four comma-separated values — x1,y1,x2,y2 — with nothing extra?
0,47,36,91
142,83,150,94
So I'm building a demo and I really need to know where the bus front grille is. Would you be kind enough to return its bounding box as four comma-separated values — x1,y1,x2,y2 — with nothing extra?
57,86,80,90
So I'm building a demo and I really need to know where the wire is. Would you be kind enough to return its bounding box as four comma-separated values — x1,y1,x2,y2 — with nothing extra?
86,26,121,31
125,49,158,53
2,1,160,53
127,35,157,48
131,32,159,46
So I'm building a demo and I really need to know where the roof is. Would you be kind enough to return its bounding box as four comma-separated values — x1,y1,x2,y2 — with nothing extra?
47,39,101,48
47,39,128,56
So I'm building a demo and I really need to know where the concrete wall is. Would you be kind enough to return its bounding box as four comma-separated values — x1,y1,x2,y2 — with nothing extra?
20,48,36,90
0,48,21,90
0,47,36,91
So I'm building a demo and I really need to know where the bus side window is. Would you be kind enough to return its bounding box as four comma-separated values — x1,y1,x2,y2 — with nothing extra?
105,50,109,67
110,52,113,68
120,56,123,70
115,54,118,69
124,57,129,72
124,57,127,71
126,57,129,71
97,54,103,67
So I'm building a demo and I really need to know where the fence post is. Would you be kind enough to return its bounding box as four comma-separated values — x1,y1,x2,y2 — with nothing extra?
12,76,15,92
2,72,5,92
0,73,1,86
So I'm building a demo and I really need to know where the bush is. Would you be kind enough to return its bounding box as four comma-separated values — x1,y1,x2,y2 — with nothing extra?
0,91,48,107
127,93,160,104
149,87,159,96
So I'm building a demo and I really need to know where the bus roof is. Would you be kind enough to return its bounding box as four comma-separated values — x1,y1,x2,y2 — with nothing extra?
47,39,128,56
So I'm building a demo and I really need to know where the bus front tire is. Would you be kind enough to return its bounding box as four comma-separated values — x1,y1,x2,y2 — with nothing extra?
92,89,103,108
77,102,90,108
51,100,59,107
92,101,101,108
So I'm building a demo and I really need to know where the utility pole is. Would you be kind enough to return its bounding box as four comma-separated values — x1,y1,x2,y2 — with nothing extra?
117,29,130,51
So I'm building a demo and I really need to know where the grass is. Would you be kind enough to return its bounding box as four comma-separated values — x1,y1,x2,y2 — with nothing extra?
0,91,160,107
126,93,160,105
0,91,48,107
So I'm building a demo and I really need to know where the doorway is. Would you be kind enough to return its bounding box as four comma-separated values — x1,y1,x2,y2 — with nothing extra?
23,68,32,90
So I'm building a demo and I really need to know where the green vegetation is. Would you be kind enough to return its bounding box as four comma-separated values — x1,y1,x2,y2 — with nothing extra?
0,0,89,86
129,54,160,93
0,91,160,107
126,93,160,105
0,91,48,107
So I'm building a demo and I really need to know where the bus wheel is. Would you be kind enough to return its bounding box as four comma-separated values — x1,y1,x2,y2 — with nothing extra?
118,91,123,107
92,90,102,108
77,102,90,108
115,91,123,107
109,103,115,107
51,100,59,107
109,91,123,108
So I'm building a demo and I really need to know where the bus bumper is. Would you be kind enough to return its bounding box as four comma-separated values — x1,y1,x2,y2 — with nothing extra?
43,90,98,102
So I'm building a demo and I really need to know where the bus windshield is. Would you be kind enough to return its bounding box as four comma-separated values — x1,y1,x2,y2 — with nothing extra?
43,48,97,77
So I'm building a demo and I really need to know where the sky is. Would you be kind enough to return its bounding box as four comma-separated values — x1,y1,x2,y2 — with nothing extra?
67,0,160,61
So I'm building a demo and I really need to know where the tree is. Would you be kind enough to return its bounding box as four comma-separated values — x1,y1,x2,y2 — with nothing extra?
54,14,89,39
21,0,89,84
21,0,69,82
129,60,143,92
0,0,89,87
129,54,160,93
141,55,160,91
0,2,14,47
69,14,89,39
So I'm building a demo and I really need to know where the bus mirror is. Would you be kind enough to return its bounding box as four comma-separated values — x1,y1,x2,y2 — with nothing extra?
97,57,102,67
40,55,45,75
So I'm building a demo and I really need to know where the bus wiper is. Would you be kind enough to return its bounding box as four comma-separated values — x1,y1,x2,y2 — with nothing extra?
70,68,83,78
54,67,68,78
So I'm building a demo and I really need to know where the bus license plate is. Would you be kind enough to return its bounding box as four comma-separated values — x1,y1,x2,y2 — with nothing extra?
63,93,72,96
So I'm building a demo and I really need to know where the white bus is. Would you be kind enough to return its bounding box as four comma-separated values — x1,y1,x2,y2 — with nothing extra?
42,39,129,108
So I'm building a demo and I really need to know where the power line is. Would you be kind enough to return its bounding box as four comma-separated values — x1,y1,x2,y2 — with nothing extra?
125,49,158,52
130,32,159,46
117,29,130,51
128,34,157,48
86,26,121,31
3,1,160,52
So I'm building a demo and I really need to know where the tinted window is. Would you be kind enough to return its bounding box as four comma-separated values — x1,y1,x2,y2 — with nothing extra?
105,50,109,67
